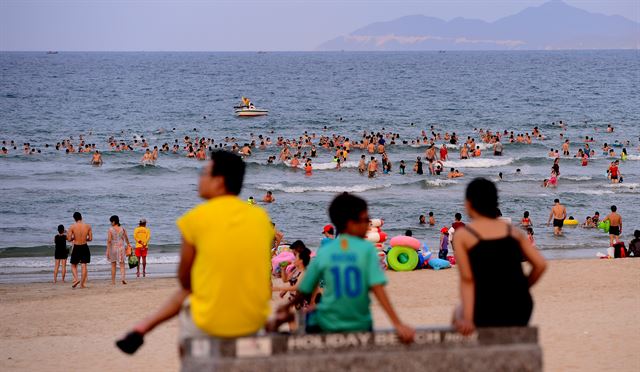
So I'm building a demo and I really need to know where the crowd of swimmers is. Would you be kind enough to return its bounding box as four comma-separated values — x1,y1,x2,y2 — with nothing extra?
3,124,635,191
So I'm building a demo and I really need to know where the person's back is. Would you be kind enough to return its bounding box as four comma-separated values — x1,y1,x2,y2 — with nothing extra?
133,226,150,248
177,195,273,337
300,234,385,332
465,223,531,326
69,221,91,245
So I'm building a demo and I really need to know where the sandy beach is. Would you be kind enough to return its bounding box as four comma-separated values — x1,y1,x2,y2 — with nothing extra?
1,258,638,372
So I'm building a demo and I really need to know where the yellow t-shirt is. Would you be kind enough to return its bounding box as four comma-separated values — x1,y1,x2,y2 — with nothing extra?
133,227,151,248
176,195,274,337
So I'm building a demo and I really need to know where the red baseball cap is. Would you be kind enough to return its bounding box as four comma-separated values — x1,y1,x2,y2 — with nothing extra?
323,224,334,234
440,227,449,233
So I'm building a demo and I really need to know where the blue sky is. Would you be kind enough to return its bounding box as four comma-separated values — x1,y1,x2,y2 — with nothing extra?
1,0,638,51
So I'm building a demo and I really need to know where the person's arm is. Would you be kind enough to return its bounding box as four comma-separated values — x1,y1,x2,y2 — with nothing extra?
123,228,131,246
87,226,93,242
106,229,112,257
562,207,567,220
273,271,304,292
515,229,547,287
371,285,414,343
452,231,475,336
133,289,189,335
67,226,74,242
177,236,196,291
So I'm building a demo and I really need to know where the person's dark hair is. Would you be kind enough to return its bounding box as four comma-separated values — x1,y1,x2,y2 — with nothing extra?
634,230,640,239
209,150,245,195
554,199,560,203
109,215,120,226
329,193,368,234
524,211,530,218
73,212,82,221
290,240,307,254
58,225,64,234
465,178,499,218
297,248,311,267
326,227,334,235
595,211,600,215
455,212,462,221
405,230,413,237
611,205,617,212
527,227,534,235
428,212,433,217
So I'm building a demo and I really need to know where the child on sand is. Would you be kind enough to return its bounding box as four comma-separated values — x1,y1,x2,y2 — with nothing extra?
439,227,449,259
270,193,414,343
53,225,68,283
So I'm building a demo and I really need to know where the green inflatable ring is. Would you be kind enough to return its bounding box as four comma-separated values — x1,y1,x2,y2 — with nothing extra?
598,220,610,233
387,246,419,272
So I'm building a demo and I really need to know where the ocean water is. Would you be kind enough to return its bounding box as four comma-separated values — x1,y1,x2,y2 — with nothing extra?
1,51,639,283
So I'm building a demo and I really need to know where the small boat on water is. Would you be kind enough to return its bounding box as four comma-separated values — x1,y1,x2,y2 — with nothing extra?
234,97,268,117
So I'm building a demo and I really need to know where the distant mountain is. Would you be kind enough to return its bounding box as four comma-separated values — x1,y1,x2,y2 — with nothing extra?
317,0,639,51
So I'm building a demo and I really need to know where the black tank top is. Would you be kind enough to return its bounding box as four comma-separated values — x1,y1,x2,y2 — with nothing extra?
466,225,533,327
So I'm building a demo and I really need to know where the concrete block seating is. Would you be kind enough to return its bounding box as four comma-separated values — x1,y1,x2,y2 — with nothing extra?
181,326,542,372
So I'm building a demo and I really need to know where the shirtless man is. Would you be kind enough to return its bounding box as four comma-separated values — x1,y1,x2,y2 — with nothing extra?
67,212,93,288
603,205,622,247
546,199,567,236
358,155,366,174
367,156,377,178
141,149,154,164
91,150,103,166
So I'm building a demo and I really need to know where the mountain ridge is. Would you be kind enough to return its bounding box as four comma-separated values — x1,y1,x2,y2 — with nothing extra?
317,0,640,51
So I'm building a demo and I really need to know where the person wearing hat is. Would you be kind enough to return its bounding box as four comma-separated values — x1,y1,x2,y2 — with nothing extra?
320,224,334,247
133,219,151,277
439,226,450,259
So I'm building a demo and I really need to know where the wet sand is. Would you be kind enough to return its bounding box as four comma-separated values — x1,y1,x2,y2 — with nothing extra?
1,258,638,371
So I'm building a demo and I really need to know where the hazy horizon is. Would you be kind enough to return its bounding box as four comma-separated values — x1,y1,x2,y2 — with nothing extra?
1,0,639,52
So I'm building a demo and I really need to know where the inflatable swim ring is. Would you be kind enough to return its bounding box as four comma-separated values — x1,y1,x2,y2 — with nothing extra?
370,219,384,228
563,219,579,226
389,236,421,250
365,231,380,243
387,246,419,271
598,220,610,233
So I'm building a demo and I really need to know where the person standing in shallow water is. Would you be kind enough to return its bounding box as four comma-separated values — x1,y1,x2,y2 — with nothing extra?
452,178,546,335
67,212,93,289
53,225,68,283
106,215,131,285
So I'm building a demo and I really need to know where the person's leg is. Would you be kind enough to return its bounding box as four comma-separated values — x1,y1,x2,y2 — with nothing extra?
120,260,126,284
136,254,141,277
142,256,147,277
81,263,88,288
54,259,60,283
610,233,614,247
61,259,67,282
71,264,78,284
111,262,116,284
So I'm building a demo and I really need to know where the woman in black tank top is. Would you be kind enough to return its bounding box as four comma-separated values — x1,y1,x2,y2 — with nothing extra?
452,178,547,335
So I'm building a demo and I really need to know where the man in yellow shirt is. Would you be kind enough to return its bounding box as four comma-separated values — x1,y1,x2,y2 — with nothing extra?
117,150,274,354
133,219,151,278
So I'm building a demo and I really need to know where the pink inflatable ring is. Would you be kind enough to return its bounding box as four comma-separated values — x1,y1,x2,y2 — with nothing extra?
389,236,421,250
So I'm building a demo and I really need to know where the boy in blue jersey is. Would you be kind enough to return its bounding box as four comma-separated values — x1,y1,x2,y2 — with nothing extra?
272,193,414,343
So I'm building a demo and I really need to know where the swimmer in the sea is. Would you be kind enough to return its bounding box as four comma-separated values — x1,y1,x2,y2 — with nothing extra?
262,191,275,203
91,150,103,166
141,149,154,165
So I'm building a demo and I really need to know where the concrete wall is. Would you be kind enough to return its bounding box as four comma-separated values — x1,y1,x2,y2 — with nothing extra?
181,327,542,372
